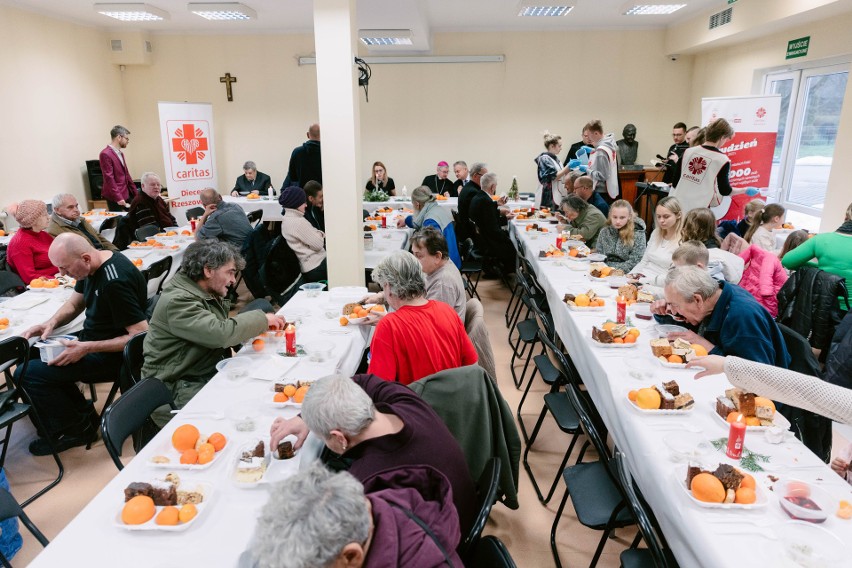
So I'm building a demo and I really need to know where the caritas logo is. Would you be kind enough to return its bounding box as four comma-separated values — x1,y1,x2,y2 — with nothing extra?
756,107,767,118
167,120,212,179
688,156,708,176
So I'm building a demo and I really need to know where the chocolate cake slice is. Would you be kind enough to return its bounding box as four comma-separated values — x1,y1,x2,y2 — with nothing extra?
686,465,704,489
150,479,177,506
124,482,153,502
715,396,736,419
712,464,744,492
662,380,680,396
737,392,756,417
592,327,613,344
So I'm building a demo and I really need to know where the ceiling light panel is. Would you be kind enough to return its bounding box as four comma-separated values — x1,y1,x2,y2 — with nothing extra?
94,3,169,21
623,4,686,15
517,6,573,17
358,29,413,47
189,3,257,21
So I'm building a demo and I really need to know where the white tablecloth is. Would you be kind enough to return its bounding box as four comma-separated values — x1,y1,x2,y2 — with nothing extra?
223,196,282,221
82,211,126,232
28,290,368,567
510,221,852,567
0,287,85,339
364,229,409,269
121,235,191,298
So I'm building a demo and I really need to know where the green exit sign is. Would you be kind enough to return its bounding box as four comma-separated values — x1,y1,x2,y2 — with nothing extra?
728,0,737,4
786,36,810,60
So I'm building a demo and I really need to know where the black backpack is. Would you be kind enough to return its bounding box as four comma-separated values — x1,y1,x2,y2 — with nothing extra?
261,236,302,299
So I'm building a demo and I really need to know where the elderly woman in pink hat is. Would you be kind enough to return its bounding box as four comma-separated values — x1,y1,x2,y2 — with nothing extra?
7,200,58,283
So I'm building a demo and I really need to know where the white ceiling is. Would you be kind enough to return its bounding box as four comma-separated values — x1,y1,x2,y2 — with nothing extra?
6,0,724,37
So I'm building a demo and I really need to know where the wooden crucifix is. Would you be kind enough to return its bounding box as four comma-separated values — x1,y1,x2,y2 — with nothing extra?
219,72,237,102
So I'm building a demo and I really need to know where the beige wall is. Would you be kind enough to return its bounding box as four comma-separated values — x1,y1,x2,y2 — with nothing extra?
0,6,125,208
687,11,852,230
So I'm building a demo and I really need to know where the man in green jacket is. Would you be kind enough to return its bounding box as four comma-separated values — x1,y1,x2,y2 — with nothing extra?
144,239,284,426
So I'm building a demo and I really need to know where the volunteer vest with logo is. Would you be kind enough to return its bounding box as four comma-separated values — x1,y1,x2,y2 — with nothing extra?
672,146,729,214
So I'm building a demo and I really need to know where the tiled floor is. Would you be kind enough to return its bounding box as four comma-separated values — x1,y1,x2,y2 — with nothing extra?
7,278,634,567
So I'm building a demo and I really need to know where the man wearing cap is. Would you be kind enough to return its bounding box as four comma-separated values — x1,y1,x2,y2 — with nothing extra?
48,193,118,252
279,186,327,282
421,161,455,197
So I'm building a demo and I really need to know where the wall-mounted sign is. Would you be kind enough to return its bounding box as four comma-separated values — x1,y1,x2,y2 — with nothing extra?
786,36,810,60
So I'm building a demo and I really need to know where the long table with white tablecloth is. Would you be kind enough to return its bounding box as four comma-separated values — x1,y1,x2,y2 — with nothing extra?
28,290,369,567
510,221,852,566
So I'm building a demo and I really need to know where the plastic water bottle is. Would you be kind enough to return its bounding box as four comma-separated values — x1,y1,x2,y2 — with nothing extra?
401,185,408,198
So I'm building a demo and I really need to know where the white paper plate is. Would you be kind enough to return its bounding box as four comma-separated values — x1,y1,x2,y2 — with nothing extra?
147,429,230,470
114,480,214,531
674,469,767,510
127,244,154,250
266,384,304,408
710,402,791,432
624,391,695,415
587,337,638,349
231,440,272,488
567,304,606,312
763,521,849,567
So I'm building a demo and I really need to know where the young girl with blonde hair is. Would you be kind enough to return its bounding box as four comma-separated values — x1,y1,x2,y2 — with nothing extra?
594,200,646,272
628,196,684,287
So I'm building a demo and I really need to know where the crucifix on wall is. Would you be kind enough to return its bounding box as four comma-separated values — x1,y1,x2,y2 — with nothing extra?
219,72,237,101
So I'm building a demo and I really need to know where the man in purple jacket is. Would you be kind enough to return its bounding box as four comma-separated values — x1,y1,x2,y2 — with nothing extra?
242,464,462,568
98,125,137,211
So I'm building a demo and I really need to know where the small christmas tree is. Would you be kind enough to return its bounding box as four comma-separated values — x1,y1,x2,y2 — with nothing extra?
508,176,519,200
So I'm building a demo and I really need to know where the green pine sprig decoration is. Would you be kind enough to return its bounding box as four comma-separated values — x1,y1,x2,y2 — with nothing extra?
709,437,771,472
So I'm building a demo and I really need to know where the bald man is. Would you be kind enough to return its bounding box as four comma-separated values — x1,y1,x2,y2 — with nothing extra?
283,123,322,188
196,188,253,248
17,233,148,455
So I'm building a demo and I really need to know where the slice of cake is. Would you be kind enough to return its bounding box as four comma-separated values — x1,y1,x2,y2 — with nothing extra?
650,338,672,358
177,488,205,505
277,440,295,460
592,327,613,344
636,289,655,303
617,284,638,301
674,393,694,410
713,464,744,492
715,396,736,419
150,478,177,506
662,380,680,396
736,392,756,417
124,482,153,502
686,465,705,489
236,442,268,484
654,384,675,410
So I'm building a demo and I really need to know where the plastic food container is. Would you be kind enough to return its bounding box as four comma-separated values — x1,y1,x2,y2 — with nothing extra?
299,282,326,298
34,335,77,363
777,479,832,523
654,324,688,337
304,341,334,363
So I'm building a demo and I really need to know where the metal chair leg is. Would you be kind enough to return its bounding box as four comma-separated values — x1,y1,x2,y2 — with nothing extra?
550,487,571,568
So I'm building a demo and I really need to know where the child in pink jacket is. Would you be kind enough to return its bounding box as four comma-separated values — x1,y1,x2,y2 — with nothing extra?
738,245,788,317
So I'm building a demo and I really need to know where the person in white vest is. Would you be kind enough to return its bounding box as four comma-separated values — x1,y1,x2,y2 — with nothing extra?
671,118,746,214
585,119,620,200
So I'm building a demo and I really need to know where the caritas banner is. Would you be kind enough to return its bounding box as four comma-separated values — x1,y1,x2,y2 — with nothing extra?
157,102,218,223
701,95,780,220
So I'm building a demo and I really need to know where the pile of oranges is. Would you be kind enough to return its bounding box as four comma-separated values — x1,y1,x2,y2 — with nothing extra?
29,277,59,289
602,322,640,343
122,496,198,526
131,258,144,268
246,193,260,200
339,304,384,325
691,471,756,505
172,424,227,466
273,383,310,404
573,294,606,308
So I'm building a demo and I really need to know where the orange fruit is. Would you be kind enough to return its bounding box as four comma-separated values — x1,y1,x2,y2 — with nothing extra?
281,385,296,397
293,385,309,404
667,355,683,364
273,392,289,403
252,338,265,352
178,504,198,523
44,280,58,288
602,322,616,333
197,442,214,455
0,318,9,326
29,278,44,288
156,506,180,526
574,294,590,307
691,473,726,503
726,412,744,424
180,449,199,464
635,388,661,410
740,473,756,490
627,390,638,402
627,328,640,337
339,316,349,326
207,432,226,452
624,335,637,344
745,416,761,426
595,299,606,307
735,487,756,505
172,424,200,451
690,343,709,357
600,266,613,277
370,305,385,313
0,230,5,236
613,337,624,344
122,495,156,525
197,447,215,465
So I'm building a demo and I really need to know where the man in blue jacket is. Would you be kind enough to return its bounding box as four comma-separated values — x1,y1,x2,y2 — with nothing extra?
663,266,790,368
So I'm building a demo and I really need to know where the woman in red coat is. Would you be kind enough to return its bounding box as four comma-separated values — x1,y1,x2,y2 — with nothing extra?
7,200,57,283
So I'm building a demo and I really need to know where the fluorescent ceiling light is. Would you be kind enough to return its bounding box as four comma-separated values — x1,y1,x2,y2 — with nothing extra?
94,3,169,21
189,3,257,21
623,3,686,15
517,5,573,17
359,29,413,47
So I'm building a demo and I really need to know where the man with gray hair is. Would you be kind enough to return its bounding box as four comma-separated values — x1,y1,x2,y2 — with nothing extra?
456,161,487,242
127,172,177,234
663,265,789,367
98,124,137,211
47,193,118,251
469,172,515,273
195,188,253,248
241,464,462,568
144,239,284,426
231,161,272,197
367,250,476,384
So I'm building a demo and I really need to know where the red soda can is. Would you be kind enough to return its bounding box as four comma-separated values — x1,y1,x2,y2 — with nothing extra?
616,296,627,324
726,417,746,459
285,323,296,356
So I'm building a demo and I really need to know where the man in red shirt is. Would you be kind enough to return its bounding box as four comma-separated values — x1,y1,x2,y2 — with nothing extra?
368,250,477,385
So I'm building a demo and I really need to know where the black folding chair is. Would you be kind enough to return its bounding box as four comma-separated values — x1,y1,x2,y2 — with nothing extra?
0,270,25,296
141,256,173,295
459,457,502,561
0,487,49,567
97,214,120,233
516,288,557,442
551,383,634,568
0,337,63,507
468,535,518,568
101,378,175,471
615,452,679,568
185,206,205,222
122,331,146,388
246,208,264,227
134,224,160,242
458,238,483,300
